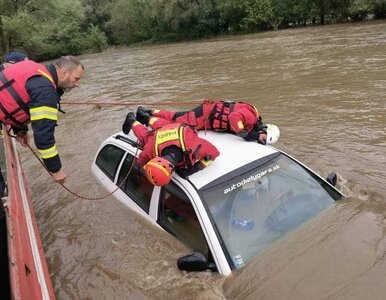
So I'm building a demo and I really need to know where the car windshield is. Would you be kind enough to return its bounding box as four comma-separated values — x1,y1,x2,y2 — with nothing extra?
199,153,343,270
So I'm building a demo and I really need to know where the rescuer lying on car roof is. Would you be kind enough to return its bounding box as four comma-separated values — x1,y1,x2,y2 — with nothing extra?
135,98,280,145
122,112,220,186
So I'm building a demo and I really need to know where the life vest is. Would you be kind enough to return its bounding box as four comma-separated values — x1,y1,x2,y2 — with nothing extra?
209,100,259,132
154,123,195,168
0,60,56,129
208,100,235,131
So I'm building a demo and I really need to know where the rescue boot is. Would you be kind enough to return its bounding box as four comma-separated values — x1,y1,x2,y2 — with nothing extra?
122,112,136,134
136,106,152,125
137,106,152,115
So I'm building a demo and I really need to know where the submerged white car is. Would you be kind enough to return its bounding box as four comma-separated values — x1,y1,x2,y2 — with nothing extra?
91,130,344,276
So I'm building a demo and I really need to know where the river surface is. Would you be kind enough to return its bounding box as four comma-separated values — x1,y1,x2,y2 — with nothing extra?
20,21,386,299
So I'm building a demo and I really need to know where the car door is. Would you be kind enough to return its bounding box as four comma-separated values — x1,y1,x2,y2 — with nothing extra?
116,152,154,213
157,182,210,257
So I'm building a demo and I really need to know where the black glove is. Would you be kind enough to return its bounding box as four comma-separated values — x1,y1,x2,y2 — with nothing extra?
176,165,200,179
176,168,191,179
252,118,266,132
12,126,28,136
245,128,267,144
122,112,136,134
245,129,260,141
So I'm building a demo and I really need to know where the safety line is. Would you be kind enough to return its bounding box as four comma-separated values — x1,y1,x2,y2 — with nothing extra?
62,99,204,107
25,140,137,201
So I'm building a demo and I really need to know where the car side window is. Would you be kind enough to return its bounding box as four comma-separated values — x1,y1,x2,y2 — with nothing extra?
118,154,153,213
95,145,125,181
158,183,209,256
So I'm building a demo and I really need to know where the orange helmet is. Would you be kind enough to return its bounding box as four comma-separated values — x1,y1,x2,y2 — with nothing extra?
144,157,174,186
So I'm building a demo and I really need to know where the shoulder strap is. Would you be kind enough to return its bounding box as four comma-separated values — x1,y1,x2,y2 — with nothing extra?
0,72,30,116
178,125,193,169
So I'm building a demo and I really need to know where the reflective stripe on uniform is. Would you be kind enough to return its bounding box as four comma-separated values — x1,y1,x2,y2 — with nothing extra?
30,106,58,121
37,69,55,84
38,145,58,159
178,126,186,151
149,117,158,125
237,120,244,130
155,125,181,156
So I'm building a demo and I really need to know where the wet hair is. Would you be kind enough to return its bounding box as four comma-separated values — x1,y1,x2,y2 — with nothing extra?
54,55,84,72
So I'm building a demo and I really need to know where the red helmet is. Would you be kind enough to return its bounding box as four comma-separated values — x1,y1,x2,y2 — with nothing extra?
144,157,173,186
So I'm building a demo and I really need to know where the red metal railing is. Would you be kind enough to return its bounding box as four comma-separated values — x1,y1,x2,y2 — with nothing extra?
3,129,55,300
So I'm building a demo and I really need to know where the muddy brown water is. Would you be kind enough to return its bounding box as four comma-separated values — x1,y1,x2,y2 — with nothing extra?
19,20,386,299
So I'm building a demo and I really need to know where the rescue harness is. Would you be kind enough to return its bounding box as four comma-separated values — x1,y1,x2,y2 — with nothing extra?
209,100,235,131
154,123,196,169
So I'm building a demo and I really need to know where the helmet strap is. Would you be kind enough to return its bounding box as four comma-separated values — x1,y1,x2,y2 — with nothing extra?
162,153,177,171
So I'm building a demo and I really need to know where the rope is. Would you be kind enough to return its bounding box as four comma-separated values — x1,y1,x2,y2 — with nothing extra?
8,98,214,199
24,140,137,201
62,99,204,107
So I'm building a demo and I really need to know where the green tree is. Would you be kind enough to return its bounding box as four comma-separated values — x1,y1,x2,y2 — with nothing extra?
219,0,275,32
108,0,222,44
148,0,221,41
373,0,386,18
3,0,386,55
241,0,274,31
108,0,153,44
218,0,247,32
81,0,115,42
348,0,374,20
0,0,107,60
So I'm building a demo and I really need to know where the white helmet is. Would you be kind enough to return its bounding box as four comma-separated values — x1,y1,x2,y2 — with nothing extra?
265,124,280,145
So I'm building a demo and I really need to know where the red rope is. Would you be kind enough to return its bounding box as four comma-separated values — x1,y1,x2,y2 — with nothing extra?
62,99,204,107
12,98,210,199
25,141,137,201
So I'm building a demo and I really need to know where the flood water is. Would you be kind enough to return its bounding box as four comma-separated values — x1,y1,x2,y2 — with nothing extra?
20,20,386,299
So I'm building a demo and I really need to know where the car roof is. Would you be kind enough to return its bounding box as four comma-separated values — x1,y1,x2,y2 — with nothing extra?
111,130,278,190
187,131,278,189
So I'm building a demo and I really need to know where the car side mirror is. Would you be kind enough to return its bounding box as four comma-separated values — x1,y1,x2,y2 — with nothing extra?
177,252,217,272
326,172,337,186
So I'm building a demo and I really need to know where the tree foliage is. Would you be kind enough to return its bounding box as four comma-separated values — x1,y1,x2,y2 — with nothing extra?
0,0,385,59
0,0,107,60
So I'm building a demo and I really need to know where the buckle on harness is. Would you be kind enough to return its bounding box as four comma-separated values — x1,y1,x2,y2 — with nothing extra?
222,99,235,107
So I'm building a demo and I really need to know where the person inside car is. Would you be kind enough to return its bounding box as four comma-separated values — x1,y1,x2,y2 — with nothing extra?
122,112,220,186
